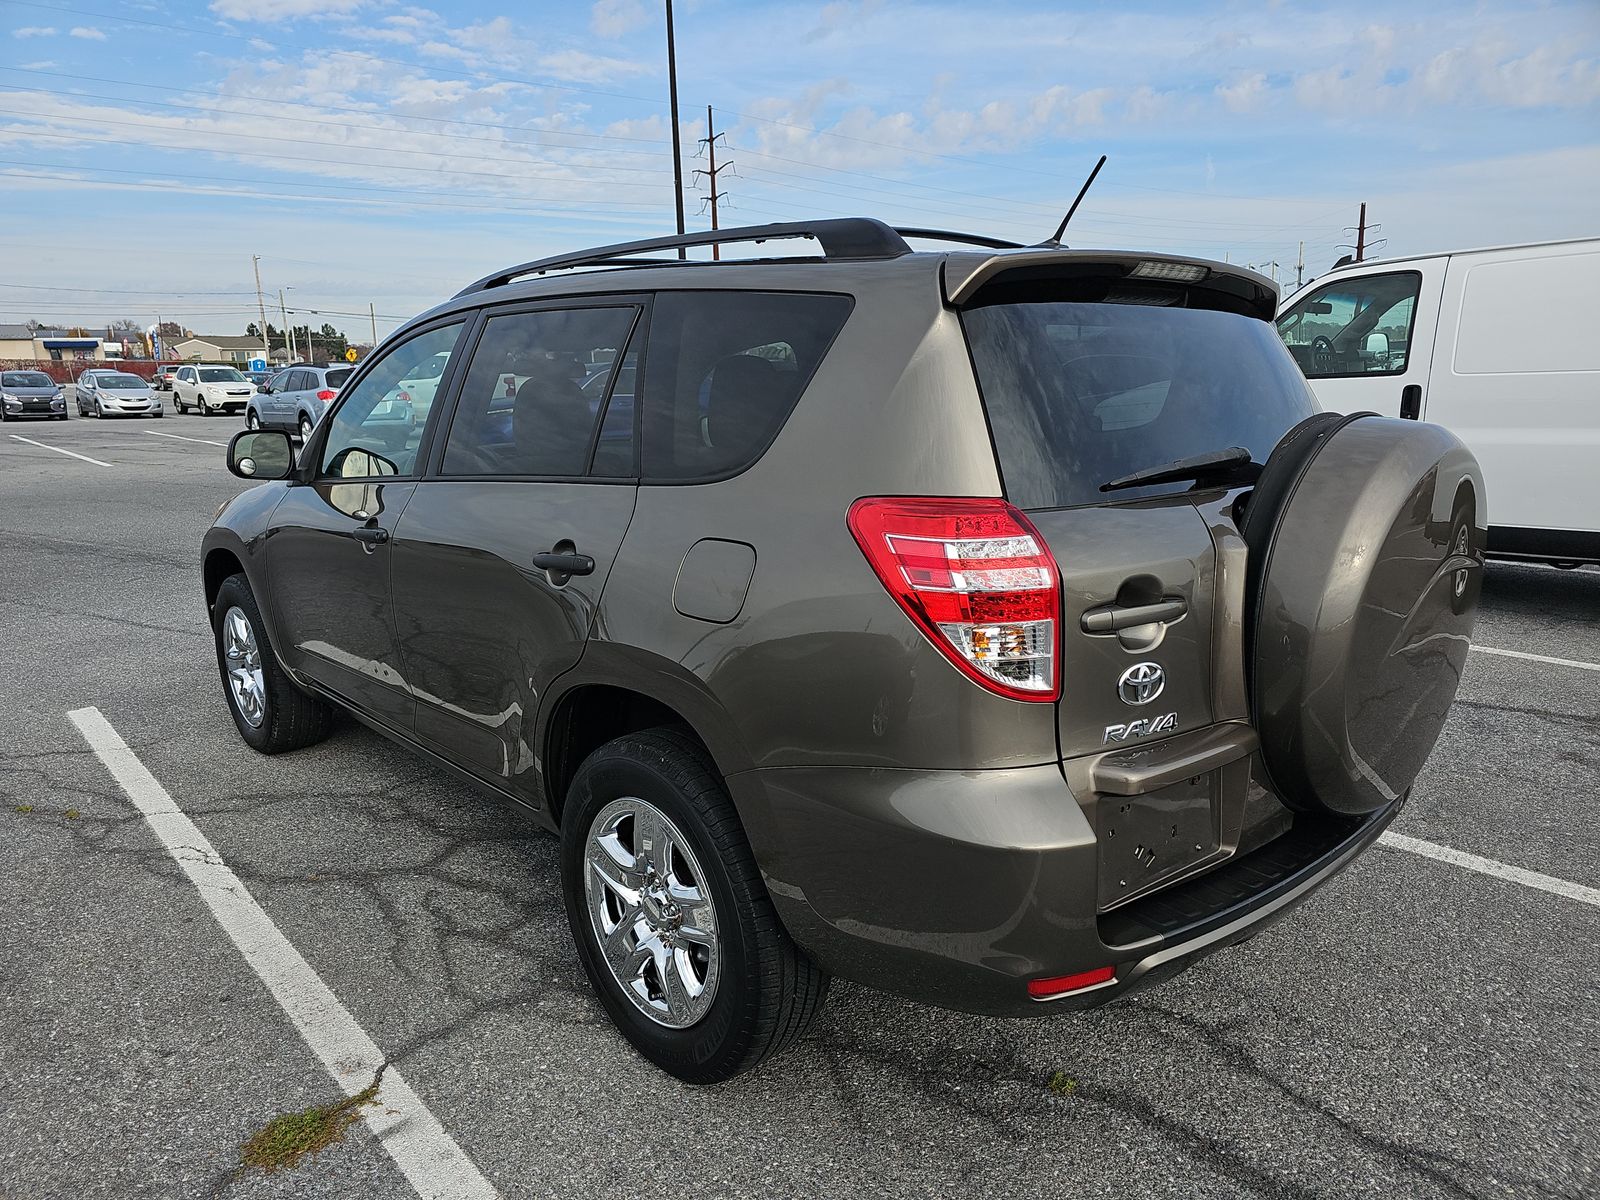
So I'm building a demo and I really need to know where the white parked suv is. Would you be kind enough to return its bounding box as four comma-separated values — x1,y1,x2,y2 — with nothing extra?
172,364,255,415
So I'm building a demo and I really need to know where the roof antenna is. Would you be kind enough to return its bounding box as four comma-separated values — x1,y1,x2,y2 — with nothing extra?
1040,154,1106,246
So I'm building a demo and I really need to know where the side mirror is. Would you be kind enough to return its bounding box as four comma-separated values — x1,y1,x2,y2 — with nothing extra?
1363,331,1390,357
257,383,270,393
228,429,295,480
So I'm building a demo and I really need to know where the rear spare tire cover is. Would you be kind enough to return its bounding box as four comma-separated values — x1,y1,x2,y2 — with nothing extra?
1245,414,1484,815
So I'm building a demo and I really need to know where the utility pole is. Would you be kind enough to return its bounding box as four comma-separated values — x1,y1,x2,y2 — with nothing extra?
694,105,732,259
278,289,296,362
369,302,377,352
1338,203,1384,266
251,255,270,361
1296,240,1304,289
1355,202,1366,262
665,0,686,257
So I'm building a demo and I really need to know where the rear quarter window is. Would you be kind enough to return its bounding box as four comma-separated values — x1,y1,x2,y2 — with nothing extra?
964,300,1317,509
639,291,853,481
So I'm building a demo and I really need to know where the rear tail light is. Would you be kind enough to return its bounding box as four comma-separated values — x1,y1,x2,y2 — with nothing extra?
315,389,335,401
396,390,411,403
1027,965,1116,999
847,496,1060,701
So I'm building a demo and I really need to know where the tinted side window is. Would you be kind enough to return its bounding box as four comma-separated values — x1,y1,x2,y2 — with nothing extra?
640,291,853,480
319,323,463,478
442,306,638,478
1276,271,1420,378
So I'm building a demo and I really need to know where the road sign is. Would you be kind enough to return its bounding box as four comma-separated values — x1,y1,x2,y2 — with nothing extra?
248,357,267,373
344,348,359,363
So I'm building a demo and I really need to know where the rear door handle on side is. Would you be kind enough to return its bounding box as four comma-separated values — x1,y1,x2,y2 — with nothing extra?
1081,597,1187,634
532,551,595,576
1399,384,1422,420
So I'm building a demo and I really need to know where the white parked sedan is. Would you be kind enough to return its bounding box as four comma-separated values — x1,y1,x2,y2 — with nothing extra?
172,364,255,415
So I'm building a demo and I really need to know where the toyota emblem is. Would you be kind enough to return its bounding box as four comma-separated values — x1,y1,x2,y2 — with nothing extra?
1117,662,1166,706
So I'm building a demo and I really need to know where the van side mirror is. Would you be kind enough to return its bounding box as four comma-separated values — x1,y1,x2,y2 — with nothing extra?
228,429,295,480
1362,331,1390,358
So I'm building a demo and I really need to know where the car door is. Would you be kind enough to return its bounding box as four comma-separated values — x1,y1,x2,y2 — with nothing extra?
279,370,310,426
176,367,196,407
1275,267,1440,418
261,369,291,425
388,299,644,804
263,320,469,730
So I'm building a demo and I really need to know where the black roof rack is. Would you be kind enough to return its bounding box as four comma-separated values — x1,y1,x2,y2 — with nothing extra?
894,227,1025,250
456,218,913,297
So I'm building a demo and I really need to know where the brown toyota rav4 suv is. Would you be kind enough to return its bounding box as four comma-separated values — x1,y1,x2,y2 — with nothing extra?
203,220,1483,1082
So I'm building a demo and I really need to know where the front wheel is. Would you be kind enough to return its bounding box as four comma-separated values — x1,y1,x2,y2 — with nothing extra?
95,399,105,419
561,728,828,1084
212,574,335,753
246,410,260,430
199,395,211,416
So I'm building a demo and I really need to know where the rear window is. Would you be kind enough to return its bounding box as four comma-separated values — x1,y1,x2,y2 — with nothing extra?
964,300,1317,509
640,291,853,481
325,368,352,388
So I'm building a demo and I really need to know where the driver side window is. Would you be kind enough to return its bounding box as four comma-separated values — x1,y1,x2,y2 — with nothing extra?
318,323,464,478
1276,271,1420,379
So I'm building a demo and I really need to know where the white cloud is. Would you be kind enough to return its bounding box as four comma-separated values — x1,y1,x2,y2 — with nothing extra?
69,26,108,41
1217,71,1268,113
591,0,652,38
13,26,56,38
18,60,57,69
538,49,651,84
211,0,364,21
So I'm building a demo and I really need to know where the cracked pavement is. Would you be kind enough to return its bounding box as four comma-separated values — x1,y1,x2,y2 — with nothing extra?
1,414,1596,1199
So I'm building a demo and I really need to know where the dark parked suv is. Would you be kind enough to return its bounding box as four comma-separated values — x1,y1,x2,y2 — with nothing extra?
203,220,1483,1083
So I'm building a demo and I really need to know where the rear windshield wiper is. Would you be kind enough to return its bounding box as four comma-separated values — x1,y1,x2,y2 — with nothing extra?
1100,446,1262,493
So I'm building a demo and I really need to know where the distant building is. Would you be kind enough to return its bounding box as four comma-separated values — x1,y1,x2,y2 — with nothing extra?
171,334,268,365
0,323,107,362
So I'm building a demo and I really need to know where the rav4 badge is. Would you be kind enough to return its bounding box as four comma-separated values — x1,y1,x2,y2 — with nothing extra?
1104,713,1178,743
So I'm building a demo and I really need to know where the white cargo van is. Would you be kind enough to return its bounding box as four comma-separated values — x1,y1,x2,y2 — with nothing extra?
1274,238,1599,567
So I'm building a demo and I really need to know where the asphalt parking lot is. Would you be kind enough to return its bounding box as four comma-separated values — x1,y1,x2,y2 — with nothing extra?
1,406,1596,1200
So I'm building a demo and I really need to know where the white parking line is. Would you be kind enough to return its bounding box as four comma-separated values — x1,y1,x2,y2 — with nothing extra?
144,430,228,447
7,434,111,467
1379,831,1600,908
68,707,499,1200
1471,644,1600,673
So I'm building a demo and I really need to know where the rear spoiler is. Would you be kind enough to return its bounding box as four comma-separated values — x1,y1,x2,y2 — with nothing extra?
942,250,1279,321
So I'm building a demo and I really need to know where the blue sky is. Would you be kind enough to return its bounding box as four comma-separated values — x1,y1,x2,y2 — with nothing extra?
3,0,1597,340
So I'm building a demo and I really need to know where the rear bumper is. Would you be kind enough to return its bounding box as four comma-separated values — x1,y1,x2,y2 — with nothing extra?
729,759,1397,1017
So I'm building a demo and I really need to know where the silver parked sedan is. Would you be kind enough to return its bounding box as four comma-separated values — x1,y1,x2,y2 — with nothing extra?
0,370,68,421
77,370,163,418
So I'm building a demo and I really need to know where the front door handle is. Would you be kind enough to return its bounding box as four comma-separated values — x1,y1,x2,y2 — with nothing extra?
532,550,595,577
1081,597,1187,634
351,525,389,546
1400,384,1422,420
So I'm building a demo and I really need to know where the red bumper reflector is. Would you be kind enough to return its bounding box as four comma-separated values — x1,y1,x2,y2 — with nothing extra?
1027,965,1116,999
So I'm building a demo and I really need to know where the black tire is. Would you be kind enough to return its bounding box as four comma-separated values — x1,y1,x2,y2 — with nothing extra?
95,399,105,419
212,573,335,754
299,413,314,441
246,410,260,430
561,728,828,1084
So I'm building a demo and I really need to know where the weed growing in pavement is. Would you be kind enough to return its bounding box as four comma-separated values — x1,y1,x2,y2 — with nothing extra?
239,1075,382,1174
64,809,79,820
1047,1071,1078,1096
12,805,33,814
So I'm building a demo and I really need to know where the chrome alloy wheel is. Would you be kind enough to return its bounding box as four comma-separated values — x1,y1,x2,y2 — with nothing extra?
221,606,267,728
584,796,720,1028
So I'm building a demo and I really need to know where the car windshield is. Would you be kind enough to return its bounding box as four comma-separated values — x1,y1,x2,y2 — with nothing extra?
100,373,147,388
2,372,52,387
963,298,1318,509
200,368,246,382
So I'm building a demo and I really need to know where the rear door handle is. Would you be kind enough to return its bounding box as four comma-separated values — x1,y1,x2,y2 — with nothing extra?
1081,597,1187,634
351,525,389,546
532,551,595,576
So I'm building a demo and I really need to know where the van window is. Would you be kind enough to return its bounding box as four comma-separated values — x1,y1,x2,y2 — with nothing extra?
966,301,1316,510
441,306,638,478
639,291,853,481
1276,271,1420,378
1454,253,1600,375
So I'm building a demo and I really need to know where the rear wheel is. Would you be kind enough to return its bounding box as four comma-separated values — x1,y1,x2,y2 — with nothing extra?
561,728,828,1083
212,573,335,754
299,413,314,441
